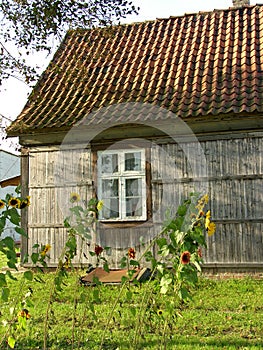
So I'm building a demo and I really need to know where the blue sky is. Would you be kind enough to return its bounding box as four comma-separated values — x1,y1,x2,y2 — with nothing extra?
0,0,257,121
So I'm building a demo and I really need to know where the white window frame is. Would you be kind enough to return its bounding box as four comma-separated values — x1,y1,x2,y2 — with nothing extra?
97,149,147,221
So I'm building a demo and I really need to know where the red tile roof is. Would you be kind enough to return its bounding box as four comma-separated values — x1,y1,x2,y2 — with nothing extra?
7,4,263,136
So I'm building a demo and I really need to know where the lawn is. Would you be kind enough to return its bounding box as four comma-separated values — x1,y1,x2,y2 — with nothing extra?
0,255,263,350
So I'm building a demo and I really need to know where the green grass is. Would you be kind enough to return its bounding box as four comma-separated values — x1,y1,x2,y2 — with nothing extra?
0,269,263,349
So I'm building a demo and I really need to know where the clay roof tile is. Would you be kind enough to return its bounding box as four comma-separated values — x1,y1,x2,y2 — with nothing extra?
7,4,263,136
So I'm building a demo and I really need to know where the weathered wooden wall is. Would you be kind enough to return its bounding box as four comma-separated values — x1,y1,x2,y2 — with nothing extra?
24,146,96,267
22,132,263,271
150,134,263,270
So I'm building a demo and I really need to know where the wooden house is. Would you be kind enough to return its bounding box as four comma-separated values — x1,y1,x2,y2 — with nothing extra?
7,1,263,272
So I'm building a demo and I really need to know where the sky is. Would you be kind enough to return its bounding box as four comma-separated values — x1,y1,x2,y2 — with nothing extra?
0,0,257,150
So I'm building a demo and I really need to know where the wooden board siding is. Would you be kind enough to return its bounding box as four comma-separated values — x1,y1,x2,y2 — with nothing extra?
23,132,263,270
25,146,96,267
150,135,263,267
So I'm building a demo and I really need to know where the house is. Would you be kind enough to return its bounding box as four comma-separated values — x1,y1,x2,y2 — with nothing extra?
0,149,20,241
7,0,263,272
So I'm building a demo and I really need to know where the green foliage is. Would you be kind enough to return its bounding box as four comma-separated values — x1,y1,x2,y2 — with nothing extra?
0,275,263,349
0,191,217,350
0,0,139,84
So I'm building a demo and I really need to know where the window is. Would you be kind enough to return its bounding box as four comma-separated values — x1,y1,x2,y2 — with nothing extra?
97,149,147,221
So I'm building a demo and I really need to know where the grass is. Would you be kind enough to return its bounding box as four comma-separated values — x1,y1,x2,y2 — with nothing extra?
0,255,263,349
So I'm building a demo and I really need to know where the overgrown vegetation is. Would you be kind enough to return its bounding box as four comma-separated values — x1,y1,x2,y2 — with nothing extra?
1,190,258,350
0,270,262,349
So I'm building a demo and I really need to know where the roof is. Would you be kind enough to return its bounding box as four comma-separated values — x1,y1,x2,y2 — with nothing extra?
0,175,20,188
7,4,263,136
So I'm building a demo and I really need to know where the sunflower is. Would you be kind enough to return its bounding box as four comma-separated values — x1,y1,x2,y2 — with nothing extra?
94,244,103,256
157,309,163,316
205,211,216,236
206,221,216,236
196,194,209,211
0,200,5,210
128,248,136,259
17,309,30,319
41,244,51,257
19,196,31,209
180,251,191,265
70,192,80,203
8,197,21,208
96,200,104,211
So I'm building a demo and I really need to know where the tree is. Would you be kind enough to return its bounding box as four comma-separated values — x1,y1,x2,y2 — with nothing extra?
0,0,138,85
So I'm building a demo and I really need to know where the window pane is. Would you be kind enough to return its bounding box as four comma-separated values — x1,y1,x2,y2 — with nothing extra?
126,198,142,217
102,179,119,197
126,178,141,197
125,152,141,171
101,179,119,219
125,178,142,217
101,199,119,219
101,154,118,174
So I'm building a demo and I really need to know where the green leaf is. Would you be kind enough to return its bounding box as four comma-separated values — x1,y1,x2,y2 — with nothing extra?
15,226,28,237
93,289,101,303
64,217,71,228
160,245,170,257
126,290,133,301
2,287,10,301
121,275,128,284
15,185,21,194
160,284,169,294
120,256,127,268
160,275,172,294
31,252,39,264
178,286,192,301
66,236,77,251
8,208,21,225
129,259,140,267
2,236,15,250
156,264,164,275
8,336,16,349
156,237,167,249
192,260,202,272
32,243,40,249
5,270,17,281
0,273,7,287
0,216,6,231
103,262,110,273
7,259,17,270
177,204,188,216
69,206,83,216
24,270,34,281
6,249,17,260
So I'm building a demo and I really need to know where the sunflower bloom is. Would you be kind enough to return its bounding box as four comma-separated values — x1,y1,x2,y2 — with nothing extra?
206,221,216,236
180,251,191,265
41,244,51,257
8,197,21,208
157,309,163,316
17,309,30,319
19,196,31,209
97,200,104,211
205,211,216,236
196,194,209,211
0,200,5,210
94,245,103,256
70,192,80,203
128,248,136,259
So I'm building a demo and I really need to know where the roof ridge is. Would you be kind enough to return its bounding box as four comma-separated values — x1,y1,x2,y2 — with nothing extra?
124,4,263,26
